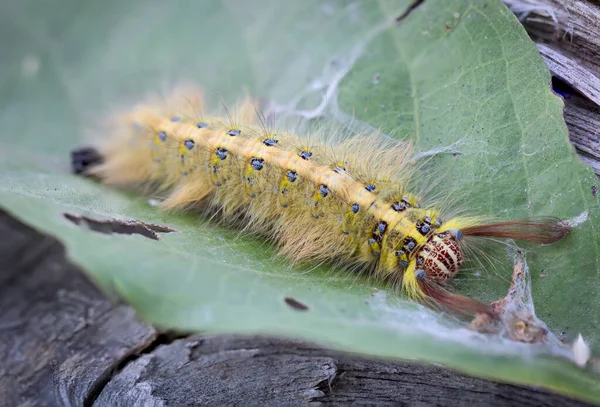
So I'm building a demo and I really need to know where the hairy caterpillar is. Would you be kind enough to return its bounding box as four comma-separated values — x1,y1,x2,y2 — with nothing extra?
71,85,570,317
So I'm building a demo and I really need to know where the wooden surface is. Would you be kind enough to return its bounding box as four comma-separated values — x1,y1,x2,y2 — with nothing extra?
0,210,591,406
2,1,600,405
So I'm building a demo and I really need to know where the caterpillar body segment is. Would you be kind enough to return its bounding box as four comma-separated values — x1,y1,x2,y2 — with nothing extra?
71,86,570,317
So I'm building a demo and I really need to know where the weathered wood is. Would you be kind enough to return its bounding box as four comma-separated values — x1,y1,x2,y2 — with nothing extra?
0,210,592,406
0,210,158,407
95,334,592,407
563,92,600,177
538,43,600,106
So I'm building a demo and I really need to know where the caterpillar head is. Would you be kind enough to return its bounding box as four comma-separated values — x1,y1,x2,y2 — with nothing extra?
415,230,463,282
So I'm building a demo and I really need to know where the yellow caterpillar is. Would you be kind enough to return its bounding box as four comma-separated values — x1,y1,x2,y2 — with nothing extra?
71,85,570,317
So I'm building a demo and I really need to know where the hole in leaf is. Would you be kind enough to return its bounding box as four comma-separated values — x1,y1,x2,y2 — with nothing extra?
284,296,310,311
551,76,581,99
63,213,177,241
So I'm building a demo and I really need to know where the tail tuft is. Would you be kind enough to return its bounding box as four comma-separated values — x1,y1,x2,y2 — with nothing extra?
460,216,570,244
71,147,104,176
418,279,499,319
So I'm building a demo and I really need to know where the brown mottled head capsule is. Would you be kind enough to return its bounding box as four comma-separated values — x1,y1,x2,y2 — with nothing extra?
416,231,463,281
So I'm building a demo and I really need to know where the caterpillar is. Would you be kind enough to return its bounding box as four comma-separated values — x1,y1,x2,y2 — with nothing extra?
70,85,571,318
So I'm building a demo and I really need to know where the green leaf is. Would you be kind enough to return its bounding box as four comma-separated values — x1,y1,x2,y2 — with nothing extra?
1,0,599,402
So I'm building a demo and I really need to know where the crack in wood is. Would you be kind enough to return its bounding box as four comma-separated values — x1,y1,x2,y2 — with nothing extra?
83,332,186,407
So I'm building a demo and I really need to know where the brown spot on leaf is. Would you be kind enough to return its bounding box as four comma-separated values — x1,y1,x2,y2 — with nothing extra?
284,297,309,311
